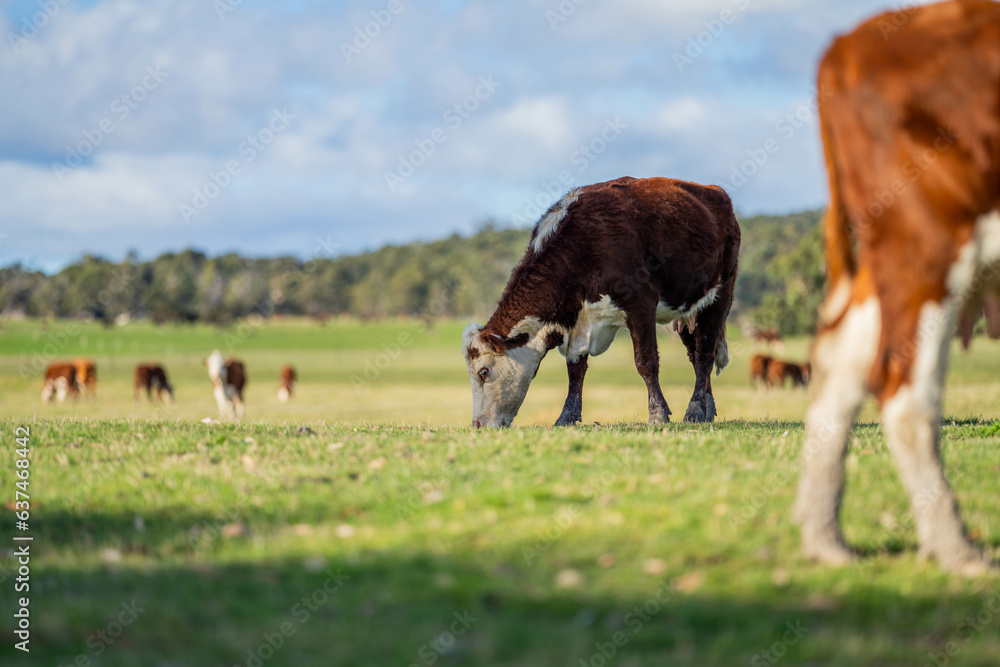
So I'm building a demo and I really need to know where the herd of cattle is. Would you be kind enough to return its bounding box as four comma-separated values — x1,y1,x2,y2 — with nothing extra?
40,352,297,418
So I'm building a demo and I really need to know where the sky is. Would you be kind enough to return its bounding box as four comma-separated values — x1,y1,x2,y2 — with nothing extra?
0,0,916,272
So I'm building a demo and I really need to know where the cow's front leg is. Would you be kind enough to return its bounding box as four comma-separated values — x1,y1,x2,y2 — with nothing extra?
628,316,670,425
554,355,588,426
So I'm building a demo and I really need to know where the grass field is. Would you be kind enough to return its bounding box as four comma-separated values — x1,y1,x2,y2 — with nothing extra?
2,318,1000,666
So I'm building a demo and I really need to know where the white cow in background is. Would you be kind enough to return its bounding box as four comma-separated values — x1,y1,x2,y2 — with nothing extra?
204,350,246,419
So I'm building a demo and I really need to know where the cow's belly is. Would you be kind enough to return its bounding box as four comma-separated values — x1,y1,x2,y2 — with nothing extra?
560,295,626,361
656,285,721,326
559,286,722,362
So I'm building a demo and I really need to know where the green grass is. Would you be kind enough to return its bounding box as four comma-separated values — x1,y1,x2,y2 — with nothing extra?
1,319,1000,665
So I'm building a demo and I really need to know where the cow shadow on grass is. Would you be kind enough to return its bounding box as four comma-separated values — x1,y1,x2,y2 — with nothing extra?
3,536,1000,667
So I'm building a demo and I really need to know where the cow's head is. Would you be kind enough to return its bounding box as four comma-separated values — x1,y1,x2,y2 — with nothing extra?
462,321,553,428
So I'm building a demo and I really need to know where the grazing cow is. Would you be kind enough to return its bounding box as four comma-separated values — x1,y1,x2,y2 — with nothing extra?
462,176,741,427
72,358,97,397
41,363,79,403
768,359,809,389
204,350,246,419
278,365,296,403
752,328,784,346
794,0,1000,573
134,364,174,403
750,354,772,388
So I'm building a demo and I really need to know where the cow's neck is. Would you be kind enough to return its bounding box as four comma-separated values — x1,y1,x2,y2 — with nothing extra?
484,257,578,342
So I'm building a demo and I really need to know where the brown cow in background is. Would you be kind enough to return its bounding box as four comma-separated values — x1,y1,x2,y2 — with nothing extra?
135,364,174,403
41,363,79,403
750,354,771,388
72,358,97,397
205,350,246,419
278,365,296,403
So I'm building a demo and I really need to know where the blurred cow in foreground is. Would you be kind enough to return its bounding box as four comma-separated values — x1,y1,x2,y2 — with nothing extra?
135,364,174,403
41,363,79,403
205,350,246,419
795,0,999,573
278,365,296,403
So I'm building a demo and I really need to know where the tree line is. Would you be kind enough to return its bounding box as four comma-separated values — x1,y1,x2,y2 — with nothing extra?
0,211,826,334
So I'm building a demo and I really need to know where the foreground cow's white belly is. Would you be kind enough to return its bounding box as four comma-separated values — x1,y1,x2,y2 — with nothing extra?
560,295,626,361
559,288,721,362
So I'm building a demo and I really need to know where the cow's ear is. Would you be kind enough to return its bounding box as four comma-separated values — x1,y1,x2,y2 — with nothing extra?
485,332,507,354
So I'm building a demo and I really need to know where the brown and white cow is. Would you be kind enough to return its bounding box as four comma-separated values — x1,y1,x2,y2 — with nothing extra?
749,354,772,388
135,364,174,403
794,0,1000,573
278,365,296,403
463,176,741,427
205,350,246,419
72,358,97,397
41,363,80,403
767,359,809,389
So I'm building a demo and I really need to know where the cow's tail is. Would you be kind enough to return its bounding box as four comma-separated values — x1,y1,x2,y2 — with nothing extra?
715,336,729,377
818,67,857,323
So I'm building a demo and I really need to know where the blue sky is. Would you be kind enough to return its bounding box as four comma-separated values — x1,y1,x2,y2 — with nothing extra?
0,0,911,272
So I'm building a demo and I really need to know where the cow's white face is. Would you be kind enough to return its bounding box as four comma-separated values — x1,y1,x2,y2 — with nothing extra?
463,323,545,428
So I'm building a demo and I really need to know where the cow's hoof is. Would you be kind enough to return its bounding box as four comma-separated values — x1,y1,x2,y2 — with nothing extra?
705,394,717,422
928,541,995,576
683,401,707,423
554,413,581,427
802,540,856,567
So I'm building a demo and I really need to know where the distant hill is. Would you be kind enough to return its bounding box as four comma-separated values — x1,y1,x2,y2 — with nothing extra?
0,211,826,333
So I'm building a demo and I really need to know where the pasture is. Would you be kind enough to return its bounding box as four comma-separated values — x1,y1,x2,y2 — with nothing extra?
2,318,1000,666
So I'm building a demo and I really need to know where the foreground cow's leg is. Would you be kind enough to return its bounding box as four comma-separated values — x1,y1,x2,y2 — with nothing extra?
879,297,986,573
628,314,670,424
794,296,880,566
554,355,588,426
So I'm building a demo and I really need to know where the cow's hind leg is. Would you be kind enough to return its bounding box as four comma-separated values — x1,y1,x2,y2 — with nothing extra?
794,296,879,565
680,306,725,423
554,355,588,426
880,299,988,574
628,314,670,425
